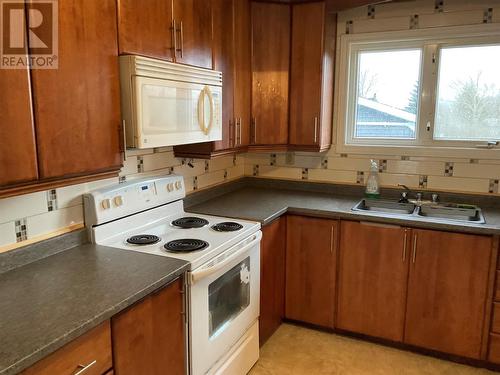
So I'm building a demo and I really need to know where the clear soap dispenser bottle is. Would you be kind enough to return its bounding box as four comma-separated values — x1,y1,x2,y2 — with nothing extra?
365,159,380,199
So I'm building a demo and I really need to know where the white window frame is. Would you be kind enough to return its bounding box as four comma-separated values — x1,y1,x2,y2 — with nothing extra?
335,23,500,159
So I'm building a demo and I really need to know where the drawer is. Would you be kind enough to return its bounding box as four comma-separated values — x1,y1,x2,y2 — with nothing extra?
489,333,500,364
492,303,500,334
22,321,112,375
495,271,500,301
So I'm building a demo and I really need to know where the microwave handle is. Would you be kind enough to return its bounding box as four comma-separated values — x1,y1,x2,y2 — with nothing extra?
190,231,262,284
198,86,215,135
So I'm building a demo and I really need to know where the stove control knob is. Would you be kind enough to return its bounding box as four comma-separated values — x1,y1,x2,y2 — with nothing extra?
101,199,111,210
167,183,174,192
175,181,182,190
114,196,124,207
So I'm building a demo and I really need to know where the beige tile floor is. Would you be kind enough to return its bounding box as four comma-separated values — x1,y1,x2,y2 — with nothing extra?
250,324,497,375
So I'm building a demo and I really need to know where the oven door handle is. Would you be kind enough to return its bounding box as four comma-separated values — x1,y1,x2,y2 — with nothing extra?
191,231,262,284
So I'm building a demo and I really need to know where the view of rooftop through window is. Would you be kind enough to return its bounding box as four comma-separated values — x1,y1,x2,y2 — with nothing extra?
355,49,421,139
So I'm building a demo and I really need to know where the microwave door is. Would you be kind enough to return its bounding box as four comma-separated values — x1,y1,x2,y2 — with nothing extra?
135,76,219,148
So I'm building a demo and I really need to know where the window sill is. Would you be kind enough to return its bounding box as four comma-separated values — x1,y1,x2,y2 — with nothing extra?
336,143,500,160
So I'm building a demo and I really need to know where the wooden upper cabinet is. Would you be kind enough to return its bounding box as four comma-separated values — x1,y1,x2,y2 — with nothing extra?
251,2,290,147
173,0,251,158
112,278,186,375
289,2,334,151
211,0,235,152
117,0,174,60
173,0,213,69
118,0,212,68
260,218,286,346
337,221,410,342
31,0,122,180
404,229,493,359
285,215,337,329
0,63,38,187
233,0,251,149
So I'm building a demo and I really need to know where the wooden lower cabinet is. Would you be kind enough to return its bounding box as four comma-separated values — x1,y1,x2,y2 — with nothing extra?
260,217,286,346
404,229,493,359
285,215,337,328
337,221,410,342
21,322,112,375
112,278,186,375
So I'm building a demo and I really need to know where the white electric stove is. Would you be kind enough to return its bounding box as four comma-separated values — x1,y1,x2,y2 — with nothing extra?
83,175,261,375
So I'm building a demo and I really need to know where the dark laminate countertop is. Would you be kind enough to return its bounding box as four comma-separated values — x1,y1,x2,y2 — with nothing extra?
0,244,188,375
187,184,500,235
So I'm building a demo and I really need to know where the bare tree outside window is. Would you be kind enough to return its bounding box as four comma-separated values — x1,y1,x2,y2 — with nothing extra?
434,45,500,141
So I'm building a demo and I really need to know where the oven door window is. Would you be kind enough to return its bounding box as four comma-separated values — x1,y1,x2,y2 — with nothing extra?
208,257,251,338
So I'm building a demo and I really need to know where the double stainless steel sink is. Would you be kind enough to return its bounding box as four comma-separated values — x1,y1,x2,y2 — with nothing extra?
352,199,486,224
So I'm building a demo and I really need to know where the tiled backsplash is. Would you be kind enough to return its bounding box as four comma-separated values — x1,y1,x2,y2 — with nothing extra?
0,148,244,251
1,0,500,252
243,151,500,195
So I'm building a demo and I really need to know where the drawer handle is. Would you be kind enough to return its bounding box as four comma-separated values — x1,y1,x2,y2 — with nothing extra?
74,360,97,375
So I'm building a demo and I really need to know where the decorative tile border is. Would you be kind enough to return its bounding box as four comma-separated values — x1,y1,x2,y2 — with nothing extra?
46,189,58,212
15,218,28,242
435,0,444,13
302,168,309,180
490,179,499,194
444,162,454,177
136,156,144,173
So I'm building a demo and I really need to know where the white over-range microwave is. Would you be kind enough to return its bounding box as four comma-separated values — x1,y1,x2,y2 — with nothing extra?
119,55,222,149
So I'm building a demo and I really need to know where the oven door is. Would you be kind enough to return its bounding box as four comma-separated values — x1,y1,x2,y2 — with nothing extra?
189,231,261,375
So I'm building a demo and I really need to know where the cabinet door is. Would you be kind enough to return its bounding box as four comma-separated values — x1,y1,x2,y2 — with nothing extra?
173,0,212,69
21,322,112,375
289,2,324,147
405,229,493,359
0,64,38,187
31,0,122,179
112,278,186,375
212,0,235,152
337,221,410,342
285,215,336,328
260,217,286,346
233,0,251,148
117,0,174,60
251,2,290,146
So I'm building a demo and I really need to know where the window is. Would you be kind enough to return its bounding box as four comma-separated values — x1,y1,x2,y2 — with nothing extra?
434,45,500,141
355,49,421,140
338,25,500,155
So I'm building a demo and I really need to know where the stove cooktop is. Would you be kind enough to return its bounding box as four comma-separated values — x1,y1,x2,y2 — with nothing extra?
93,205,261,270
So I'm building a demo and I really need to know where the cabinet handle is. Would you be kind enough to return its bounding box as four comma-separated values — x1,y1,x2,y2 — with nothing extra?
74,360,96,375
314,116,318,143
229,119,234,146
252,118,257,144
121,120,127,161
402,230,407,263
412,234,418,264
171,20,177,58
330,226,335,254
237,118,242,146
179,21,184,58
